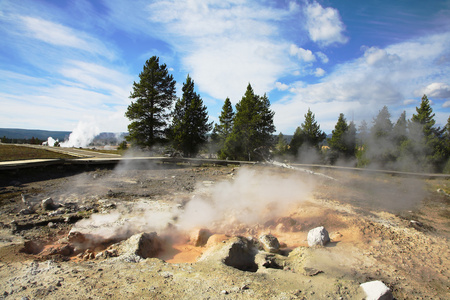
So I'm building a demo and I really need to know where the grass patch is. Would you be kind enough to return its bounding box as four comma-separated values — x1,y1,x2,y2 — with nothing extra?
0,145,76,161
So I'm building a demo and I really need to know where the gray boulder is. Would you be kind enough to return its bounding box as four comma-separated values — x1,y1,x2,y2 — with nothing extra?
259,234,280,253
307,226,330,247
42,197,59,210
117,232,162,260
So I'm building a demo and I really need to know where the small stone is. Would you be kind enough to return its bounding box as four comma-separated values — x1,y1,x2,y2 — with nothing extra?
360,280,393,300
307,226,330,247
259,234,280,253
19,208,34,215
48,222,57,228
303,267,323,276
42,198,56,210
220,290,229,295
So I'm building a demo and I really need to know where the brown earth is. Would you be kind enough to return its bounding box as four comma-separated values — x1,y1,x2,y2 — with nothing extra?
0,162,448,299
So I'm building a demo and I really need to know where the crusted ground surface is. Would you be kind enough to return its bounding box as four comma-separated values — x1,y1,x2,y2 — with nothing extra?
0,163,448,299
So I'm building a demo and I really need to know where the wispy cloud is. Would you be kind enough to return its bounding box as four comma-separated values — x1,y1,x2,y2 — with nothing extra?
0,3,132,132
14,16,116,60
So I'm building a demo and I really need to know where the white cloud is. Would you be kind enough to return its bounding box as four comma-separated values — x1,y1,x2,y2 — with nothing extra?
272,31,450,133
304,1,348,46
363,46,400,66
443,101,450,108
138,0,296,102
418,82,450,99
289,44,316,62
313,68,325,77
275,82,289,91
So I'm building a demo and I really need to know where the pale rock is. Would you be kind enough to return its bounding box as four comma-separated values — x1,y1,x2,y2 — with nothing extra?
360,280,393,300
117,232,162,260
189,228,212,247
307,226,330,247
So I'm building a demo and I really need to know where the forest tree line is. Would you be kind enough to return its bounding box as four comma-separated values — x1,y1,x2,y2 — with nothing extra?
125,56,450,173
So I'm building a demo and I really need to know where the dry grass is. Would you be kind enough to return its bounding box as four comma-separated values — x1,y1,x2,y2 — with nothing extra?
0,144,76,161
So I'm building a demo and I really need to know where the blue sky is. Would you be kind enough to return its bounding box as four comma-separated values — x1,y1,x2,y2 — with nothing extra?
1,0,449,135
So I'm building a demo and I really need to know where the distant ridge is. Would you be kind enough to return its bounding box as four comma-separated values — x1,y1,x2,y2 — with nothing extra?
0,128,71,141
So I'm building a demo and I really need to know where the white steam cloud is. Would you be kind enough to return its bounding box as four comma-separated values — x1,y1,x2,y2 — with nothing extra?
60,121,100,148
177,168,314,231
72,167,315,242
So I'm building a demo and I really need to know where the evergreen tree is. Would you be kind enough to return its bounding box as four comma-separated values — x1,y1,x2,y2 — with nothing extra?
214,98,234,158
274,132,288,156
125,56,176,148
328,115,357,163
410,95,446,171
392,111,408,146
301,108,326,148
357,120,369,147
223,84,275,161
367,106,395,167
329,113,349,154
345,121,357,157
289,127,304,156
170,75,212,157
218,98,234,137
372,106,393,138
445,116,450,150
443,116,450,173
289,108,326,155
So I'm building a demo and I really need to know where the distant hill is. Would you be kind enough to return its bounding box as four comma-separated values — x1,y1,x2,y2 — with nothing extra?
0,128,71,141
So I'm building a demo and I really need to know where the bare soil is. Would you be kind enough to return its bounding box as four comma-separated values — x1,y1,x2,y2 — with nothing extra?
0,163,448,299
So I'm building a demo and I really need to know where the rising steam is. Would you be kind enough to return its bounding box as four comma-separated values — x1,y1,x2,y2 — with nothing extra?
60,121,100,148
70,167,315,242
177,167,314,231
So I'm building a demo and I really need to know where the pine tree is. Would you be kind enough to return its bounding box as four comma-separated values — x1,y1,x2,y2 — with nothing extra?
218,98,234,138
443,116,450,173
289,127,304,156
274,132,288,156
372,106,393,139
392,111,408,146
367,106,396,167
410,95,446,172
289,108,326,155
445,116,450,150
345,121,357,157
170,75,212,157
223,84,275,161
213,98,235,158
329,113,349,154
357,120,369,147
125,56,176,148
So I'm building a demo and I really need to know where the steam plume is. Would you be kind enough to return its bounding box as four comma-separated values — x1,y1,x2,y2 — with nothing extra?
60,121,100,148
